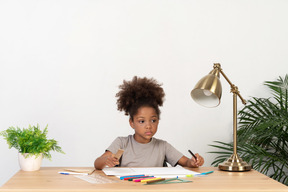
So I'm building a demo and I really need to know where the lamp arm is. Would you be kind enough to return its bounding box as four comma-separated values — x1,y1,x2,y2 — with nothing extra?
214,63,247,105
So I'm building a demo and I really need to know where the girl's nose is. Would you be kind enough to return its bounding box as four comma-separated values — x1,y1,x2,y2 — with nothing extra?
146,122,152,129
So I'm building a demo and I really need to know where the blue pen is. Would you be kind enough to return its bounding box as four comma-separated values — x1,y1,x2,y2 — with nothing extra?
58,172,88,175
59,172,70,175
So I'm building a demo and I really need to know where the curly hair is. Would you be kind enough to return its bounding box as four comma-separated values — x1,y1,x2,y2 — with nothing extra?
116,76,165,120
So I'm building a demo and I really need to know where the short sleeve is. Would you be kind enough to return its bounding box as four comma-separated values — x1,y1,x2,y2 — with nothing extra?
164,142,183,167
106,137,123,154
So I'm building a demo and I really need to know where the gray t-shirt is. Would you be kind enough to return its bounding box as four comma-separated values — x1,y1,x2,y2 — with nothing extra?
106,135,183,167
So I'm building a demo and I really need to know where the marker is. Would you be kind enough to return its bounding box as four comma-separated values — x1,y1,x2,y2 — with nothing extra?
128,176,154,181
58,172,88,175
133,177,156,182
186,171,214,177
124,176,152,181
197,171,214,175
120,174,145,180
145,178,165,184
188,150,197,161
140,177,163,183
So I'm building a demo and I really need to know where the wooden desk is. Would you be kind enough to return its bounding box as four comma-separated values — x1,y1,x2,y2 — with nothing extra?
1,167,287,192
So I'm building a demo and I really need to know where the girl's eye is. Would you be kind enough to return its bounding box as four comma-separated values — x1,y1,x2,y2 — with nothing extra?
139,120,145,124
152,119,157,123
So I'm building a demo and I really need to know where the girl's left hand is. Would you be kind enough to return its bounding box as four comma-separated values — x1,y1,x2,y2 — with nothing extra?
190,153,204,167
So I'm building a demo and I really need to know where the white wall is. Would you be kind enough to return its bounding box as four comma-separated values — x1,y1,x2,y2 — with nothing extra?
0,0,287,186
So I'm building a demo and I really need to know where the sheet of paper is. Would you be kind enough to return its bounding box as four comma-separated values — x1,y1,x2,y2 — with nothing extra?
75,174,118,184
103,167,135,176
64,168,95,175
102,166,199,178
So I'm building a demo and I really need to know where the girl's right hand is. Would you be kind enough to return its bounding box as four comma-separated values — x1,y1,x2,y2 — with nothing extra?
94,151,120,170
105,154,120,167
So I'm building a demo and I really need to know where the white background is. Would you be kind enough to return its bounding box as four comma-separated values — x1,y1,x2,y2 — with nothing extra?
0,0,287,186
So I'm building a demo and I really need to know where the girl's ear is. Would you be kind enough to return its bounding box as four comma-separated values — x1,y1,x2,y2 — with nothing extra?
129,118,134,129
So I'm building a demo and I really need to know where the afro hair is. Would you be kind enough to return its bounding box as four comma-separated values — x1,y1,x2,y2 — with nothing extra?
116,76,165,119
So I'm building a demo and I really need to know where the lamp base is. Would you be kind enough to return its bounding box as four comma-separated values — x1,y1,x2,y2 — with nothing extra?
218,154,252,172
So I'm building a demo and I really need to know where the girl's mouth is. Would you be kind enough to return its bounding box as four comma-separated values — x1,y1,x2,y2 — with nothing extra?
145,132,152,135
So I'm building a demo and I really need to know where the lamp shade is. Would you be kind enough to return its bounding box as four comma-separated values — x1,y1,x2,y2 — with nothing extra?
191,68,222,107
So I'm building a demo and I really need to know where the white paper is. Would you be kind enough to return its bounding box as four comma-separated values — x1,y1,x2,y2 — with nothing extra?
102,166,199,178
102,168,135,176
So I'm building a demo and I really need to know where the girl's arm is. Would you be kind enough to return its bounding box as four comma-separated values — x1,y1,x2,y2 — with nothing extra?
177,153,204,168
94,151,120,170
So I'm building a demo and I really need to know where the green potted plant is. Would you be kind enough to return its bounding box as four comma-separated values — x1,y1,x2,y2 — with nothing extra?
209,75,288,185
0,124,64,171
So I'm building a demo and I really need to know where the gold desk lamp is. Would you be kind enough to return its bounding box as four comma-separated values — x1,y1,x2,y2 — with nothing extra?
191,63,252,171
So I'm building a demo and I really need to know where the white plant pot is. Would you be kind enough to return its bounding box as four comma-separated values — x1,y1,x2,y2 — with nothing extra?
18,153,43,171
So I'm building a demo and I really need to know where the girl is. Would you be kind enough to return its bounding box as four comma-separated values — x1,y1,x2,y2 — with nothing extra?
94,76,204,170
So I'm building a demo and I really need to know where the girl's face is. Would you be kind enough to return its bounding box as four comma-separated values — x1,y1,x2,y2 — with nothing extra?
129,106,159,144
